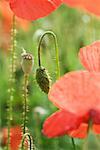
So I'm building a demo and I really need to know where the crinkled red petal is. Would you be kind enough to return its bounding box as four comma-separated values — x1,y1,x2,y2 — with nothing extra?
48,71,100,115
79,41,100,72
9,0,62,20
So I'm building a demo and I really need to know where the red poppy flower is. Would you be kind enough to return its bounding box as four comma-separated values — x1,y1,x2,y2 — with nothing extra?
0,0,30,50
9,0,63,21
0,0,30,32
2,126,22,150
64,0,100,16
43,41,100,138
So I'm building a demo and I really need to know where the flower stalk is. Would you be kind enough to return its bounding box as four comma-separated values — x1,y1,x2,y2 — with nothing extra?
71,138,76,150
7,14,16,150
38,31,60,79
23,73,29,134
21,50,34,149
36,31,60,94
21,50,34,133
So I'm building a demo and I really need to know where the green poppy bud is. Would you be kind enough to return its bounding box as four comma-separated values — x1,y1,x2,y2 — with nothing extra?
21,50,34,74
36,67,51,94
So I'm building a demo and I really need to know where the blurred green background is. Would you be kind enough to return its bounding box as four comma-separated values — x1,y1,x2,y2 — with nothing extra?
1,4,100,150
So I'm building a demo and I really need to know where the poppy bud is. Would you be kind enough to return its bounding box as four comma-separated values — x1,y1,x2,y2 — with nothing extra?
21,49,34,74
36,67,51,94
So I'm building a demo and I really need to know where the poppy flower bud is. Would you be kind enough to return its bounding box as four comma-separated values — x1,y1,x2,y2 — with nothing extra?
36,67,51,94
21,49,34,74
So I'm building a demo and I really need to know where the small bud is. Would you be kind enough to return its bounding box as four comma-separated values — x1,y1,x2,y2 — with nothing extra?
36,66,51,94
21,49,34,74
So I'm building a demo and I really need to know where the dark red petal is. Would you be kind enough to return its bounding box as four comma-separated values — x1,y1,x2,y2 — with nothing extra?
90,110,100,124
43,110,83,138
9,0,62,20
79,41,100,72
67,123,88,138
89,110,100,134
48,71,100,115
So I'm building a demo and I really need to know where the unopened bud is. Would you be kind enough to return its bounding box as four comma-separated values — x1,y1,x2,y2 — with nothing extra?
36,67,51,94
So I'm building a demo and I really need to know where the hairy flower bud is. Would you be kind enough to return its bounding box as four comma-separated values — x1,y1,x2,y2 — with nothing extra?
36,67,51,94
21,50,34,74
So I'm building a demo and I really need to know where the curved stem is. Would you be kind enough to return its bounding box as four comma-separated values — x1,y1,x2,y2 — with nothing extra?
21,133,32,150
38,31,60,79
7,14,16,150
20,133,33,150
23,74,29,134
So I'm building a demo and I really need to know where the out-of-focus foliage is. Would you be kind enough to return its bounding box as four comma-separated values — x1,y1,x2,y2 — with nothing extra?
1,4,100,150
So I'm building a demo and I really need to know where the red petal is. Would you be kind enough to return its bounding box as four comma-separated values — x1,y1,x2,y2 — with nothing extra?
93,124,100,134
9,0,62,20
10,127,22,150
79,41,100,72
43,110,83,138
2,126,22,150
64,0,85,7
67,123,88,138
64,0,100,16
48,71,100,115
83,0,100,16
0,0,30,32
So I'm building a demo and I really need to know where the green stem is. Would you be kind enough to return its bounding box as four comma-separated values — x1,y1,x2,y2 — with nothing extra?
87,118,92,135
23,74,29,134
7,14,16,150
38,31,60,79
71,138,76,150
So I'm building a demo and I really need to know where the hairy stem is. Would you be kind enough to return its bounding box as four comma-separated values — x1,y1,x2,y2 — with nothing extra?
23,74,29,134
7,14,16,150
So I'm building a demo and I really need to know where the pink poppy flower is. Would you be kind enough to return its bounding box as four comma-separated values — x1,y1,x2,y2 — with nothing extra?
9,0,63,20
64,0,100,16
43,41,100,138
